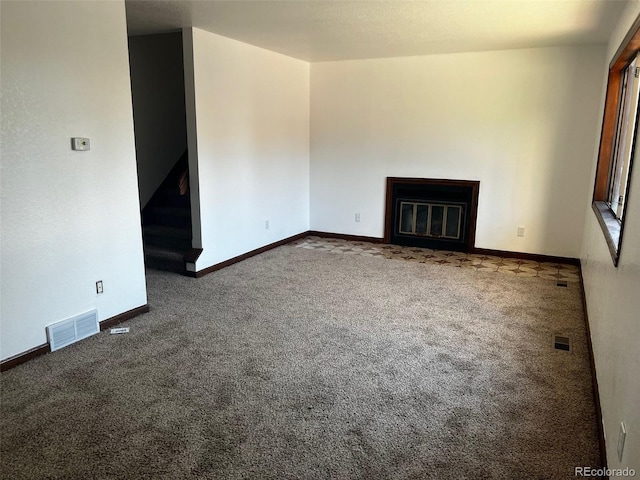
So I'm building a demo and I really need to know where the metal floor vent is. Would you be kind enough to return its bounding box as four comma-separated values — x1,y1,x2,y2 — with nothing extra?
46,310,99,351
553,335,572,352
556,280,568,287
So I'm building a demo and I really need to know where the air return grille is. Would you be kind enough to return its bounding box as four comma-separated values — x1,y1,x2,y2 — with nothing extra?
46,310,99,351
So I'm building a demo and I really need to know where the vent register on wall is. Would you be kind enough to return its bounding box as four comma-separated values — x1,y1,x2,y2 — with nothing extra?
46,310,99,351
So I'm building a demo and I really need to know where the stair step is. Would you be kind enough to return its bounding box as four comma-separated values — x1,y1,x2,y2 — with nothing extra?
153,206,190,217
144,245,186,274
163,188,191,207
144,244,187,257
143,224,192,250
149,206,192,228
143,224,191,239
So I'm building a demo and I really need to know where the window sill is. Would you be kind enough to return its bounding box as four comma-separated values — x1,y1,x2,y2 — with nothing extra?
592,201,621,266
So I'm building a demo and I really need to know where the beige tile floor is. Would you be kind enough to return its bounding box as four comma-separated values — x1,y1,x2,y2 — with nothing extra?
290,236,581,283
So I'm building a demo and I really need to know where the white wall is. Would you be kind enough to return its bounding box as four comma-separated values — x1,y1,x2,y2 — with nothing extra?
581,2,640,475
129,32,187,208
311,46,606,258
182,29,202,250
0,1,147,360
187,28,310,270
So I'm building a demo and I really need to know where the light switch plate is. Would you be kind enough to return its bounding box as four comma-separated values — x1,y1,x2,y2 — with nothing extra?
71,137,90,151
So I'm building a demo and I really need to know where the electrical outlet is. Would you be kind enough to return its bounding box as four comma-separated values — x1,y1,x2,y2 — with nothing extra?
355,213,361,222
517,226,525,237
96,280,103,294
265,220,269,230
618,422,626,462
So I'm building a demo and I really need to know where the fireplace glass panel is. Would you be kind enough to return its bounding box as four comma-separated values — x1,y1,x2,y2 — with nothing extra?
430,206,444,237
415,205,428,235
445,206,462,239
400,203,414,234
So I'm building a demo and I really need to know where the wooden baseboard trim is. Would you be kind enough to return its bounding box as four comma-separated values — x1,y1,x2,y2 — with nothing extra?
302,233,578,265
185,231,573,271
1,304,150,373
307,231,384,244
577,262,608,469
306,233,578,264
189,232,310,278
99,304,150,331
471,247,580,266
0,344,51,373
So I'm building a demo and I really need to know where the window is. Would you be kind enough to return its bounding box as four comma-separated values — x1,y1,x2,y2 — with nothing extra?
593,17,640,266
609,56,638,220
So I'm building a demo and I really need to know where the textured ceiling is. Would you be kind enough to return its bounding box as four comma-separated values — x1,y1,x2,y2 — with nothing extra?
125,0,628,62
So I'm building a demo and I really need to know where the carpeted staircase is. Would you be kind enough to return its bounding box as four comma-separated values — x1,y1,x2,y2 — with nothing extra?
142,151,195,273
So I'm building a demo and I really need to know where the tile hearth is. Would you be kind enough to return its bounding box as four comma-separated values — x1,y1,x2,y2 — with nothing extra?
290,236,580,283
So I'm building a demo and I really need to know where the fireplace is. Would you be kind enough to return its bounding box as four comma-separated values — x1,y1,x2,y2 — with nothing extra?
384,178,479,252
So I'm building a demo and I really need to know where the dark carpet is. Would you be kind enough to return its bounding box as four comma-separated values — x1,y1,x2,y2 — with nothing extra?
0,245,601,479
